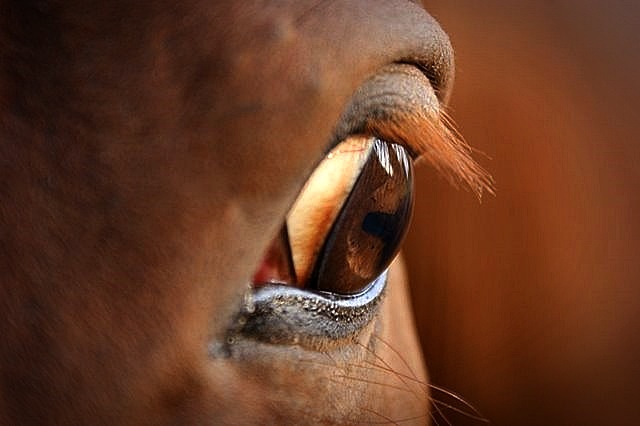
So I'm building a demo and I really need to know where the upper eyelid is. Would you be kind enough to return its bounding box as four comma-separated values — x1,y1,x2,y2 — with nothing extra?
329,63,493,197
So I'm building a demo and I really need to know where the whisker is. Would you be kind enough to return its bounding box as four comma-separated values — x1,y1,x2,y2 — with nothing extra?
329,375,448,426
369,334,487,421
311,359,477,424
355,361,487,423
427,383,487,419
361,361,486,420
370,334,420,379
362,360,421,382
429,400,450,426
323,350,418,424
358,412,435,425
430,399,490,423
306,358,489,424
326,377,433,425
361,407,401,426
355,341,425,402
307,342,490,424
342,341,433,424
331,374,416,394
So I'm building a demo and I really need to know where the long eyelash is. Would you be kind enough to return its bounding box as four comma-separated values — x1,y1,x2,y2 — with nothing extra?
365,108,495,199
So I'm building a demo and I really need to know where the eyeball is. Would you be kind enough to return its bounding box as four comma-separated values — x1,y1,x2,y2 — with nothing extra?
286,137,413,295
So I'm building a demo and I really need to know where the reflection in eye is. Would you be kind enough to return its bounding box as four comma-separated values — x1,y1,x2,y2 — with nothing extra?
252,137,413,295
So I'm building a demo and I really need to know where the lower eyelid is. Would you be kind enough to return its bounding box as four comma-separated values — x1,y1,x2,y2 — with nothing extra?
219,271,388,352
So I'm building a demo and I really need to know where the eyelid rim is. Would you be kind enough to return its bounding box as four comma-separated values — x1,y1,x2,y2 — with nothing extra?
221,271,387,351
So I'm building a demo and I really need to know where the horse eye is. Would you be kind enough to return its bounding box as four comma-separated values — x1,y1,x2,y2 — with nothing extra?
252,136,413,295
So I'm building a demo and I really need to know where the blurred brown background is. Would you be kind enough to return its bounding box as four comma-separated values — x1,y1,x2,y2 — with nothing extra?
406,1,640,425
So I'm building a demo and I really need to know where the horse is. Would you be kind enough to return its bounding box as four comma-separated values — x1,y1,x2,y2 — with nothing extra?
0,1,489,423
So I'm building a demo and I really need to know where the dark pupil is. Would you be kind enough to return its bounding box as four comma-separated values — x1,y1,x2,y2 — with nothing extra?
311,139,414,295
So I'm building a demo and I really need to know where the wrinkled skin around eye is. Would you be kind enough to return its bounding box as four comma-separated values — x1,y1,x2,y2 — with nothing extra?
0,1,456,424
